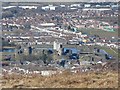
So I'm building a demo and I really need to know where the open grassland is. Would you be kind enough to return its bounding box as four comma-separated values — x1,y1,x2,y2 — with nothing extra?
78,28,118,39
94,45,118,58
1,71,118,88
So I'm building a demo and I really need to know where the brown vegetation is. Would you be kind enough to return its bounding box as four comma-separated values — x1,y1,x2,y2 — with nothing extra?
1,71,118,88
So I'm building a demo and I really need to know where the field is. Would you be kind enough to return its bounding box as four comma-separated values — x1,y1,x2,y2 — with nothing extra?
78,28,118,39
1,71,118,88
94,45,118,58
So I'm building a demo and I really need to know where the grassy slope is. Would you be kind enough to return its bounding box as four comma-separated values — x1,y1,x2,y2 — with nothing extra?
94,45,118,58
78,28,118,39
2,71,118,88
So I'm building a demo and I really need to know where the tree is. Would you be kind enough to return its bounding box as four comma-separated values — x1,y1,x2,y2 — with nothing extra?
68,25,71,30
42,54,47,63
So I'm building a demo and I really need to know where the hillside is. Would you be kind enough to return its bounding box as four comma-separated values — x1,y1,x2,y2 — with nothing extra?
1,71,118,88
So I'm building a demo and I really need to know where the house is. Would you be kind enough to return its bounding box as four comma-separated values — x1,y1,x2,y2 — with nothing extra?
40,23,56,27
41,5,57,11
84,4,91,8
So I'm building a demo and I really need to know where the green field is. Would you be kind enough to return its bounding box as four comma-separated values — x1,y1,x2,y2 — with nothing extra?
94,45,118,58
78,28,118,39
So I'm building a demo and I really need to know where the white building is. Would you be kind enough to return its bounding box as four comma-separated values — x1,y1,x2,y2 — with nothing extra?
70,4,81,7
3,6,38,10
84,4,91,8
53,41,61,51
41,5,57,11
60,5,66,7
2,6,16,9
19,6,37,9
40,23,56,27
53,41,63,55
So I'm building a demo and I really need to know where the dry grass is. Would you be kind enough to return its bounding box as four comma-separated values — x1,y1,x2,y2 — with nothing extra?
1,71,118,88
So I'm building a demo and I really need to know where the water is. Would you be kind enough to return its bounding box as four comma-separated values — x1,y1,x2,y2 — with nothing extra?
2,48,15,53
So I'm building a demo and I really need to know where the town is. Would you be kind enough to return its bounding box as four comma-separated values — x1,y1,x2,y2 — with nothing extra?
1,1,119,88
